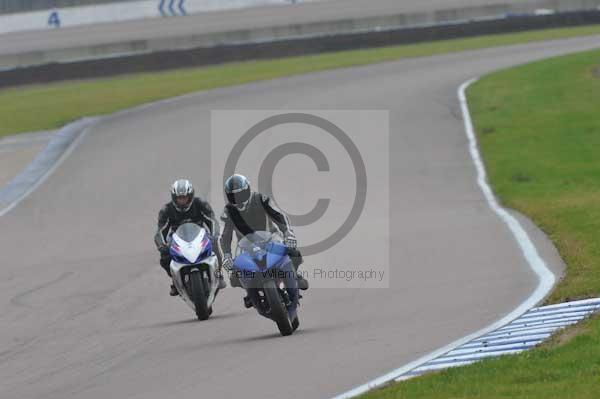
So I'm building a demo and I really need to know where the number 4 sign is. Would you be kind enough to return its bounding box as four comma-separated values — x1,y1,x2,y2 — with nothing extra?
48,11,61,28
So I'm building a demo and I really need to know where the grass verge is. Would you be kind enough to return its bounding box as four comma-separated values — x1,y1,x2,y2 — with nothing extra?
3,24,600,137
360,47,600,399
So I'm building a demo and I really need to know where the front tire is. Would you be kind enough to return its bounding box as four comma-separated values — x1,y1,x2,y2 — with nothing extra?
190,270,210,320
263,280,293,336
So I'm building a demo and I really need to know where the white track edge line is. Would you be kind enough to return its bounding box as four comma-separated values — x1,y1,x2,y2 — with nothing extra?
0,122,93,218
329,77,557,399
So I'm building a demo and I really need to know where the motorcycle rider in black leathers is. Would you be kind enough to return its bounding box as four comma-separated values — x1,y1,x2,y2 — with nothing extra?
154,179,226,296
220,174,308,307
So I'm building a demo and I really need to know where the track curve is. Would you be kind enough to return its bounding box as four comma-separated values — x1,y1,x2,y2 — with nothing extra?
1,35,599,399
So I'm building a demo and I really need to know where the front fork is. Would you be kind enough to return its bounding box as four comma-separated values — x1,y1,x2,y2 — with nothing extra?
247,278,297,317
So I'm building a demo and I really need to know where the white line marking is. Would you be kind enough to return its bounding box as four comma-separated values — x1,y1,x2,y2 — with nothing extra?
478,325,571,339
522,304,600,317
329,78,557,399
0,120,94,218
529,297,600,311
446,342,540,356
463,333,551,347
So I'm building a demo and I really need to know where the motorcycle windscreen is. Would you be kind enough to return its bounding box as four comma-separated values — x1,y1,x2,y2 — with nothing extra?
266,241,288,269
237,231,272,252
233,253,261,272
174,223,202,242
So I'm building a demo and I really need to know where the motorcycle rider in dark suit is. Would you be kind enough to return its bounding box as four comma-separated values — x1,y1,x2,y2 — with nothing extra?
219,174,308,308
154,179,226,296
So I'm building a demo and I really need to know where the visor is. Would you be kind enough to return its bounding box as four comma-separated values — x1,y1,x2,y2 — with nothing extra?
227,188,250,206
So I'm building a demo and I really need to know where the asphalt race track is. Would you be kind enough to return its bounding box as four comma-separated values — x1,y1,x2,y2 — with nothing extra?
3,33,600,398
0,0,535,57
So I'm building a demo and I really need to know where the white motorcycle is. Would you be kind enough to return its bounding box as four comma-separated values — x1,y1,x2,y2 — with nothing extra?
169,223,221,320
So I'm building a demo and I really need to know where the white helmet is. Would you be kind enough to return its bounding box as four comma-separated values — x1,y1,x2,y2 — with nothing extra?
171,179,194,212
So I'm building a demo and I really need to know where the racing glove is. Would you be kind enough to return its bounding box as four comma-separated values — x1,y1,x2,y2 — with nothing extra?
284,232,297,249
159,245,170,255
223,254,234,271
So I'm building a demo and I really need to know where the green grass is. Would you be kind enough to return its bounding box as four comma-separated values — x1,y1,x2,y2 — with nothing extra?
360,47,600,399
3,24,600,137
470,49,600,303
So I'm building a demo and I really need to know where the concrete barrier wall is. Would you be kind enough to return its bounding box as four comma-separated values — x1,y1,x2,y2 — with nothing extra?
0,0,303,34
2,9,600,88
0,0,137,15
2,0,600,70
3,0,600,37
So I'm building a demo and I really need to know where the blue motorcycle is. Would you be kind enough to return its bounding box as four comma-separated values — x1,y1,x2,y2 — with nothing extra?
233,231,300,336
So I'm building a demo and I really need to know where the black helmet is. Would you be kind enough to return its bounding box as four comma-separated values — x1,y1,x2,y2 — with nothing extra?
171,179,194,212
224,174,251,210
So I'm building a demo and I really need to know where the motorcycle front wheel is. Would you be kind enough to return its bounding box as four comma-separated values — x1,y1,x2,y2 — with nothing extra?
189,270,210,320
263,280,293,336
